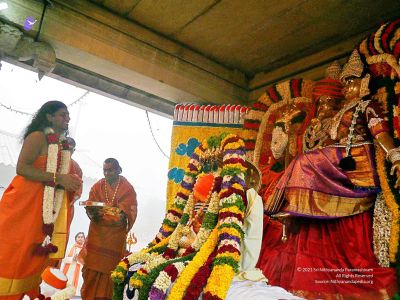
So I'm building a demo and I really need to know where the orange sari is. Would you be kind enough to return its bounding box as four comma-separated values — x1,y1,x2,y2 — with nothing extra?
0,156,73,299
81,176,137,300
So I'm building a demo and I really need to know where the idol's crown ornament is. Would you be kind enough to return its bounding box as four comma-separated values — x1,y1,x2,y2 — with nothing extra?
340,49,364,82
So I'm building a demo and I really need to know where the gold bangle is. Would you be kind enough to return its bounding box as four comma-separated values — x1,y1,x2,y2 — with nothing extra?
53,172,57,185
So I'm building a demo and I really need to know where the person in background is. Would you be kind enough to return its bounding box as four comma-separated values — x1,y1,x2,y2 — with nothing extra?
0,101,82,299
81,158,137,300
62,232,85,294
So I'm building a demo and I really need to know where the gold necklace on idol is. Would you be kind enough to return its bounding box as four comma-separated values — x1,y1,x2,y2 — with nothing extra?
104,176,121,205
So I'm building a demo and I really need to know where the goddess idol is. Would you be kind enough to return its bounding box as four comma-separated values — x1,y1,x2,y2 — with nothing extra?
259,49,399,298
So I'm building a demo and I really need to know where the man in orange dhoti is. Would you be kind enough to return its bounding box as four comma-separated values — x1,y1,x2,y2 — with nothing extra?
0,101,82,299
81,158,137,300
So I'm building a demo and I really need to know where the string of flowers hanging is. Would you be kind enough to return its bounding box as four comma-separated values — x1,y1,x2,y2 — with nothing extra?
34,127,71,255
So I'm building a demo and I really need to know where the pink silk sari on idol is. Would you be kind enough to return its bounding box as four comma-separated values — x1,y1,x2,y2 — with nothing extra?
258,144,397,299
276,144,379,218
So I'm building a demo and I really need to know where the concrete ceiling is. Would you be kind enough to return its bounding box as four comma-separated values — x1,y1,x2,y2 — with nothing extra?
89,0,400,77
1,0,400,117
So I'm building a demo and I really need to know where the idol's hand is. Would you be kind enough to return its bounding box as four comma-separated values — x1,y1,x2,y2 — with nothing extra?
58,173,82,192
390,160,400,189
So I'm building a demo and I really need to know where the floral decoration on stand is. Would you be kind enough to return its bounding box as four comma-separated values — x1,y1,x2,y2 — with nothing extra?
34,127,70,255
112,133,247,300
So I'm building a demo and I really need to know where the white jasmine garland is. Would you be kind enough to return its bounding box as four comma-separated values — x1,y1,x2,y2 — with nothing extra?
37,128,71,254
153,271,171,291
168,224,184,250
46,144,59,173
168,195,194,250
208,192,220,213
42,186,56,224
33,285,76,300
192,228,211,250
50,285,76,300
152,262,187,294
144,256,167,272
127,252,151,265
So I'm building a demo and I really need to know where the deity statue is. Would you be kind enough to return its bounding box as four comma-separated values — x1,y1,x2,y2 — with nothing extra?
258,50,399,299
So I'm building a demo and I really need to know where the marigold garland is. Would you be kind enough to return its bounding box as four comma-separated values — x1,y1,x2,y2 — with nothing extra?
203,265,235,300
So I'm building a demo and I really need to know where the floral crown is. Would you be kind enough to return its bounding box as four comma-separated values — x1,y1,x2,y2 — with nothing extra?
340,49,364,83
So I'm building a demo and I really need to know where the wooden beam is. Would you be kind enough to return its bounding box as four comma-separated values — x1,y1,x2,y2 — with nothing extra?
0,0,248,107
3,56,176,118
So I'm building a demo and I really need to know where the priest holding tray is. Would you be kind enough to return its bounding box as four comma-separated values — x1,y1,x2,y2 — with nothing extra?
79,158,137,300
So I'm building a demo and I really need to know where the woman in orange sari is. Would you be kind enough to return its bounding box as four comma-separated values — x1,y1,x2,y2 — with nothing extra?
0,101,82,299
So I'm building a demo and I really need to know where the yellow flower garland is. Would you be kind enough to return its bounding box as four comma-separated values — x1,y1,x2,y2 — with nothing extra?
203,265,235,299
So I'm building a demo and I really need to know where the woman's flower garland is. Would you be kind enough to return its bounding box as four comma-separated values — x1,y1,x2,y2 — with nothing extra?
34,127,70,255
